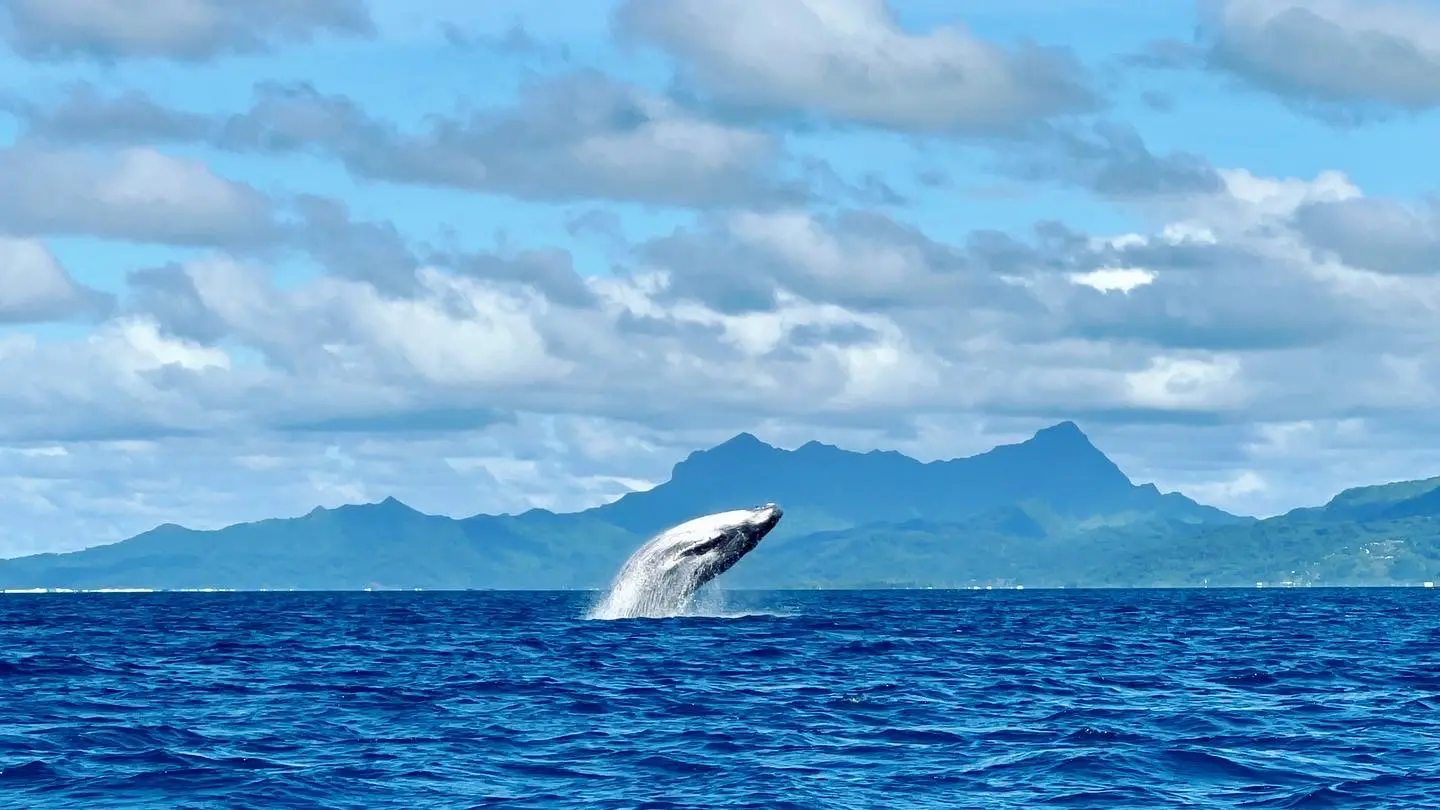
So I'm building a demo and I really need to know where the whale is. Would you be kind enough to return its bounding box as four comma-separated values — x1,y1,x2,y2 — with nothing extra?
587,503,783,619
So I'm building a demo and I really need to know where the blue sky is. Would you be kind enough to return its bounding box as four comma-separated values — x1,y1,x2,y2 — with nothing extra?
3,0,1440,556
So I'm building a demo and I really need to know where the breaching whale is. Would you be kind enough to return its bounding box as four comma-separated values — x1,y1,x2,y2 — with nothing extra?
587,503,783,619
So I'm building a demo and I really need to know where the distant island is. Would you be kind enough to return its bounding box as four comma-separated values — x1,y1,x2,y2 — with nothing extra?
3,421,1440,591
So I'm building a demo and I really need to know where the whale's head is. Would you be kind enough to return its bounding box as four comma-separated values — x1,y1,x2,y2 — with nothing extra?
652,503,783,591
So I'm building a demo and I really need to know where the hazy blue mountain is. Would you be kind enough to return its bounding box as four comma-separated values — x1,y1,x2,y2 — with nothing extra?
724,476,1440,590
3,422,1438,590
588,421,1238,538
0,498,638,591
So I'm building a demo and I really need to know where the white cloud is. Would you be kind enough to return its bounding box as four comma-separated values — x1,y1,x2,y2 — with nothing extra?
616,0,1096,133
0,146,276,245
1,164,1432,433
8,0,1440,563
9,75,805,209
0,132,1438,548
0,238,110,323
1069,267,1156,293
1123,355,1247,411
1178,469,1270,513
0,0,374,61
1201,0,1440,113
108,317,231,373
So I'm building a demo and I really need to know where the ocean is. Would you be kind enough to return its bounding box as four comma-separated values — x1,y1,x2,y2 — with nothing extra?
1,589,1437,808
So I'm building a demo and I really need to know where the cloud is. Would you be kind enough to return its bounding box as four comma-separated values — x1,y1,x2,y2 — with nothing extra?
0,316,245,444
1197,0,1440,120
629,167,1418,360
0,138,565,289
1292,196,1440,275
4,89,1440,542
635,208,1041,320
440,20,572,64
119,256,938,423
0,0,374,62
999,122,1223,199
7,1,1440,556
10,74,811,208
0,238,113,323
1,85,212,142
2,162,1422,453
284,196,422,294
0,414,694,558
614,0,1098,134
0,145,277,246
1047,169,1440,356
5,68,1192,208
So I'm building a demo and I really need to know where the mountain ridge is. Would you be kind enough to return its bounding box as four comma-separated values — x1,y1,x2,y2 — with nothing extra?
589,420,1235,536
3,421,1439,590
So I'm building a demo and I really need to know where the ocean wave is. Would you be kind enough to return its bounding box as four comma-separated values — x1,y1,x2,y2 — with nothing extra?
0,589,1437,808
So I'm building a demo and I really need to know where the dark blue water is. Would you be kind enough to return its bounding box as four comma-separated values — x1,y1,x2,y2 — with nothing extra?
2,589,1438,809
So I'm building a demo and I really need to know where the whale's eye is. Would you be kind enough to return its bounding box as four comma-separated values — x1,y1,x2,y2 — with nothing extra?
680,534,726,557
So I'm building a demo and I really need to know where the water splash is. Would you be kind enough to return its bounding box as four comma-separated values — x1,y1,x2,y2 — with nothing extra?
585,583,793,621
585,505,783,620
683,588,795,619
586,539,705,620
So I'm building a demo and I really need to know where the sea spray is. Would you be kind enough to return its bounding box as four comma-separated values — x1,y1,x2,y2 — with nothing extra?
587,541,705,620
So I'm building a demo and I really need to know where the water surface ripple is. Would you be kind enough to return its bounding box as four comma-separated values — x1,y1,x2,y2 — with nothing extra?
2,589,1438,808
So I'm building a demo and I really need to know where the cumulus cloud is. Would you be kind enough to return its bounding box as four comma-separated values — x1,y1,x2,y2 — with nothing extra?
0,315,248,444
609,0,1213,201
0,85,212,143
1000,122,1223,199
614,0,1097,133
1198,0,1440,120
1292,196,1440,275
0,0,374,62
8,162,1440,547
635,208,1038,316
0,145,277,246
0,238,113,323
0,138,568,288
0,414,735,558
9,74,810,208
2,163,1432,453
4,63,1198,207
6,1,1440,557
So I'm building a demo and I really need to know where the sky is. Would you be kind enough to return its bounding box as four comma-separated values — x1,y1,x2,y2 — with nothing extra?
3,0,1440,557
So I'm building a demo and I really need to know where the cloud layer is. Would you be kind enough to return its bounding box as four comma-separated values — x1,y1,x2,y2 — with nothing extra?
0,0,374,62
616,0,1098,133
0,0,1439,555
1194,0,1440,120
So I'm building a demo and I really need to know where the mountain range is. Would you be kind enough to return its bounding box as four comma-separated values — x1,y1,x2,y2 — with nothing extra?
3,421,1439,590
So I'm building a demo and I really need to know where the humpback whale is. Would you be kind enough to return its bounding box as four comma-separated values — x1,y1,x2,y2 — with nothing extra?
587,503,783,619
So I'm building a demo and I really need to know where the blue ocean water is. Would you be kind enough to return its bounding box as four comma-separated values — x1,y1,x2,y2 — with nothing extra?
1,589,1438,809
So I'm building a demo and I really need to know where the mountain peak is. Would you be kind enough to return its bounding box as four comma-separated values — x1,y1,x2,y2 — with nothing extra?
314,496,422,519
679,431,778,465
371,495,420,514
1028,420,1091,447
956,420,1133,504
1013,422,1116,472
717,432,772,450
663,431,781,484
